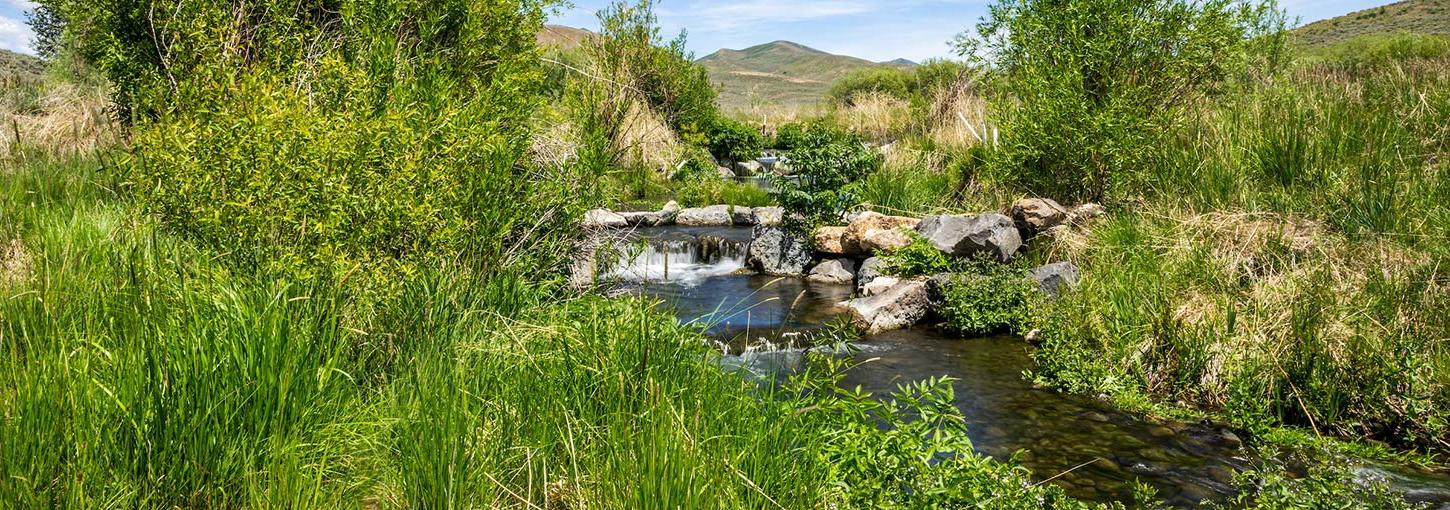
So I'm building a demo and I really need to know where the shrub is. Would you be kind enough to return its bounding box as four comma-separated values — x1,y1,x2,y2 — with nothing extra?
936,257,1041,337
773,122,881,223
772,121,810,150
705,116,765,163
828,67,912,105
957,0,1288,202
881,234,958,277
63,0,591,285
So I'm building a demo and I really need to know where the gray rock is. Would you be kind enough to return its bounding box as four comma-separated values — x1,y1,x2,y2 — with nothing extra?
676,205,733,226
730,206,755,226
1030,261,1080,298
1010,198,1069,237
807,258,857,284
861,276,900,297
620,211,666,227
915,213,1022,261
1072,203,1106,221
583,209,628,229
748,225,812,276
840,279,932,334
661,200,682,216
717,166,737,179
856,257,888,294
733,160,763,176
752,206,784,226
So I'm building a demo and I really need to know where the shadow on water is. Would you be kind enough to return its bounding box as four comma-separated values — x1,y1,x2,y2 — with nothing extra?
620,227,1450,508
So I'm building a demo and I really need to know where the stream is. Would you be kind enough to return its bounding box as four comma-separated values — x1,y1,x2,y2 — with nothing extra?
607,225,1450,508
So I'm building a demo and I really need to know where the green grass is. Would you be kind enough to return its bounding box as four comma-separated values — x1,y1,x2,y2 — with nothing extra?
1031,48,1450,455
0,154,1125,508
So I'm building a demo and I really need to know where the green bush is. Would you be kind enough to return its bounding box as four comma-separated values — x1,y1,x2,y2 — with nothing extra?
958,0,1288,202
772,121,810,150
1306,32,1450,71
828,67,912,105
880,234,959,277
61,0,591,285
706,116,765,164
936,258,1041,337
774,122,881,223
588,0,719,134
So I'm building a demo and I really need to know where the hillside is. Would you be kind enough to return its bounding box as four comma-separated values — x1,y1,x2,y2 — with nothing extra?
698,41,912,110
1,49,44,78
538,24,594,50
1295,0,1450,47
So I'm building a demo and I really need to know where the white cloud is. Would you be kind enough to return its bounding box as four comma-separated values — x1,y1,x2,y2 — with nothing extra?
0,15,34,54
5,0,38,11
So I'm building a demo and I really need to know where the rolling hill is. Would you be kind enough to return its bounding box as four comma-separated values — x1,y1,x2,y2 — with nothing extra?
698,41,913,110
1,49,44,78
538,24,595,50
1295,0,1450,48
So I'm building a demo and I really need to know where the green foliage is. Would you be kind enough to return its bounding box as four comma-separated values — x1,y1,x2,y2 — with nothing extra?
705,116,764,163
936,258,1041,337
881,233,959,276
828,67,912,105
828,59,971,109
1222,463,1427,509
1303,31,1450,71
773,122,882,222
787,355,1120,509
60,0,588,285
958,0,1289,202
771,121,810,150
589,0,719,133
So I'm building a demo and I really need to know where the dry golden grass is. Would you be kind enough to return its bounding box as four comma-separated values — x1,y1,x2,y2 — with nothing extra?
612,99,684,174
0,81,118,163
829,92,909,142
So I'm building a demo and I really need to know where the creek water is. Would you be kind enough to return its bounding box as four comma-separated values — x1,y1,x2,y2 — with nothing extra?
610,226,1450,508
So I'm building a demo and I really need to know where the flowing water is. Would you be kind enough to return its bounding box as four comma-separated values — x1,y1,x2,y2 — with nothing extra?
613,226,1450,508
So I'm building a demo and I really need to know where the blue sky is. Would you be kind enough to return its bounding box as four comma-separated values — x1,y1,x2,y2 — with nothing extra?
0,1,1393,60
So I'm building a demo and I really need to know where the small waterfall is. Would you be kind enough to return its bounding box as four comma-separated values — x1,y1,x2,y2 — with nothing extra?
608,229,750,284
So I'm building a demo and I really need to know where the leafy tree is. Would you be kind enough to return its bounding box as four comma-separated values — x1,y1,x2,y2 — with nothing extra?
957,0,1288,202
25,5,65,60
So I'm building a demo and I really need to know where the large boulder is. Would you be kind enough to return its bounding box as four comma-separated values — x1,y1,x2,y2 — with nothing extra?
841,279,932,334
730,206,756,226
752,206,784,227
846,212,919,254
861,276,900,297
717,166,737,179
748,225,812,276
807,258,857,284
915,213,1023,261
1010,198,1069,237
676,205,733,226
1030,261,1080,298
661,200,682,217
813,226,856,256
583,209,628,229
733,160,763,176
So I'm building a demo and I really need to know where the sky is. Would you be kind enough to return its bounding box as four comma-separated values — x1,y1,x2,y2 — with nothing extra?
0,1,1397,60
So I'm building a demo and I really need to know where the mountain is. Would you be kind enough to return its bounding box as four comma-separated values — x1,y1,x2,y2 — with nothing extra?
1,49,44,78
698,41,913,110
538,25,595,50
1295,0,1450,48
883,58,919,66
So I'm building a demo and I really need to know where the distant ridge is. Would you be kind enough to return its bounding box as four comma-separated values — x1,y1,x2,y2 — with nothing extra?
1295,0,1450,48
698,41,915,110
1,49,44,78
538,25,595,50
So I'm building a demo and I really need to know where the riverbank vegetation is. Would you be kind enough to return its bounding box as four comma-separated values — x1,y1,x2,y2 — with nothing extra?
3,0,1447,506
